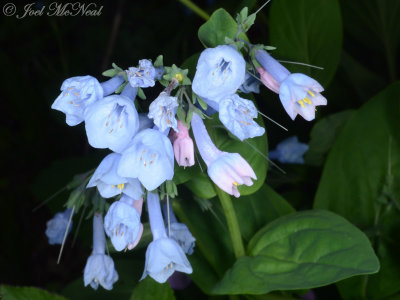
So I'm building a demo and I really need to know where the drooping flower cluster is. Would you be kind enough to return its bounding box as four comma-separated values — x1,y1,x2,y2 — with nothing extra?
48,5,328,291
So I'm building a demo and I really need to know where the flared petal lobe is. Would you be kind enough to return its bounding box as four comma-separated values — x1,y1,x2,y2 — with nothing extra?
208,152,257,197
51,75,103,126
104,195,142,251
127,59,157,88
141,238,193,283
148,93,179,132
87,153,143,199
218,94,265,141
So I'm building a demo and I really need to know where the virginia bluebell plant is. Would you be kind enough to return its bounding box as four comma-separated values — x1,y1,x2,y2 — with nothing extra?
48,3,332,293
45,208,73,245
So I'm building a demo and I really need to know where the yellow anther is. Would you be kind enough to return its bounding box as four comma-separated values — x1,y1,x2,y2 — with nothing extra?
233,182,239,186
303,97,312,104
175,73,184,83
307,90,315,97
298,100,305,108
117,183,125,191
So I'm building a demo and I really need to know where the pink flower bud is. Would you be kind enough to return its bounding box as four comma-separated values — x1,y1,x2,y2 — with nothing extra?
171,121,195,167
256,67,280,94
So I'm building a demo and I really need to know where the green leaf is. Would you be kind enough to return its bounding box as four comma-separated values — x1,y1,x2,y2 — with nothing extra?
269,0,342,86
102,68,119,78
137,87,146,100
154,55,163,68
185,172,216,199
304,110,355,166
0,285,67,300
314,82,400,299
115,82,127,94
130,277,175,300
213,210,380,295
233,184,295,242
198,8,247,48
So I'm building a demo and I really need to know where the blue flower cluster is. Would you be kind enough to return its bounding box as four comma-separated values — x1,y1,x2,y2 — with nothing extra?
49,13,324,288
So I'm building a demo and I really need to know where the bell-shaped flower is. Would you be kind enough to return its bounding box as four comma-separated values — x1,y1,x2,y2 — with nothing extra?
269,136,309,164
256,67,280,94
148,92,178,132
118,129,174,191
51,75,104,126
141,192,192,283
169,121,195,167
45,208,73,245
191,113,256,197
104,195,143,251
87,153,143,199
192,45,246,102
127,59,157,88
84,94,139,153
239,72,260,94
84,213,118,290
218,94,265,141
162,201,196,255
255,49,327,121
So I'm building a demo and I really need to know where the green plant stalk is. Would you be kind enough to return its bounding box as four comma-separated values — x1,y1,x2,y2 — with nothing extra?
215,186,245,258
178,0,210,21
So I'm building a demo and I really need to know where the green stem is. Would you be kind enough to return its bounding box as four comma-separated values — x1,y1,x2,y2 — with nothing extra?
178,0,210,21
215,186,245,258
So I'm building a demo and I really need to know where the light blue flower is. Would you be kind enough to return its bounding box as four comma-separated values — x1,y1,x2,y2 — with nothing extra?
104,195,142,251
191,113,256,197
269,136,309,164
162,202,196,255
84,213,118,290
148,92,178,132
45,208,73,245
127,59,157,88
141,192,192,283
239,72,260,94
87,153,143,199
84,94,139,153
218,94,265,141
255,49,327,121
192,45,246,102
117,129,174,191
51,76,104,126
279,73,327,121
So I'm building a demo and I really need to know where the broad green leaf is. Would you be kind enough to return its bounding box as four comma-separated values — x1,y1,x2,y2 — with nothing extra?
130,277,175,300
213,210,379,295
198,8,247,48
233,184,295,242
314,82,400,299
304,110,355,166
269,0,342,86
0,285,67,300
